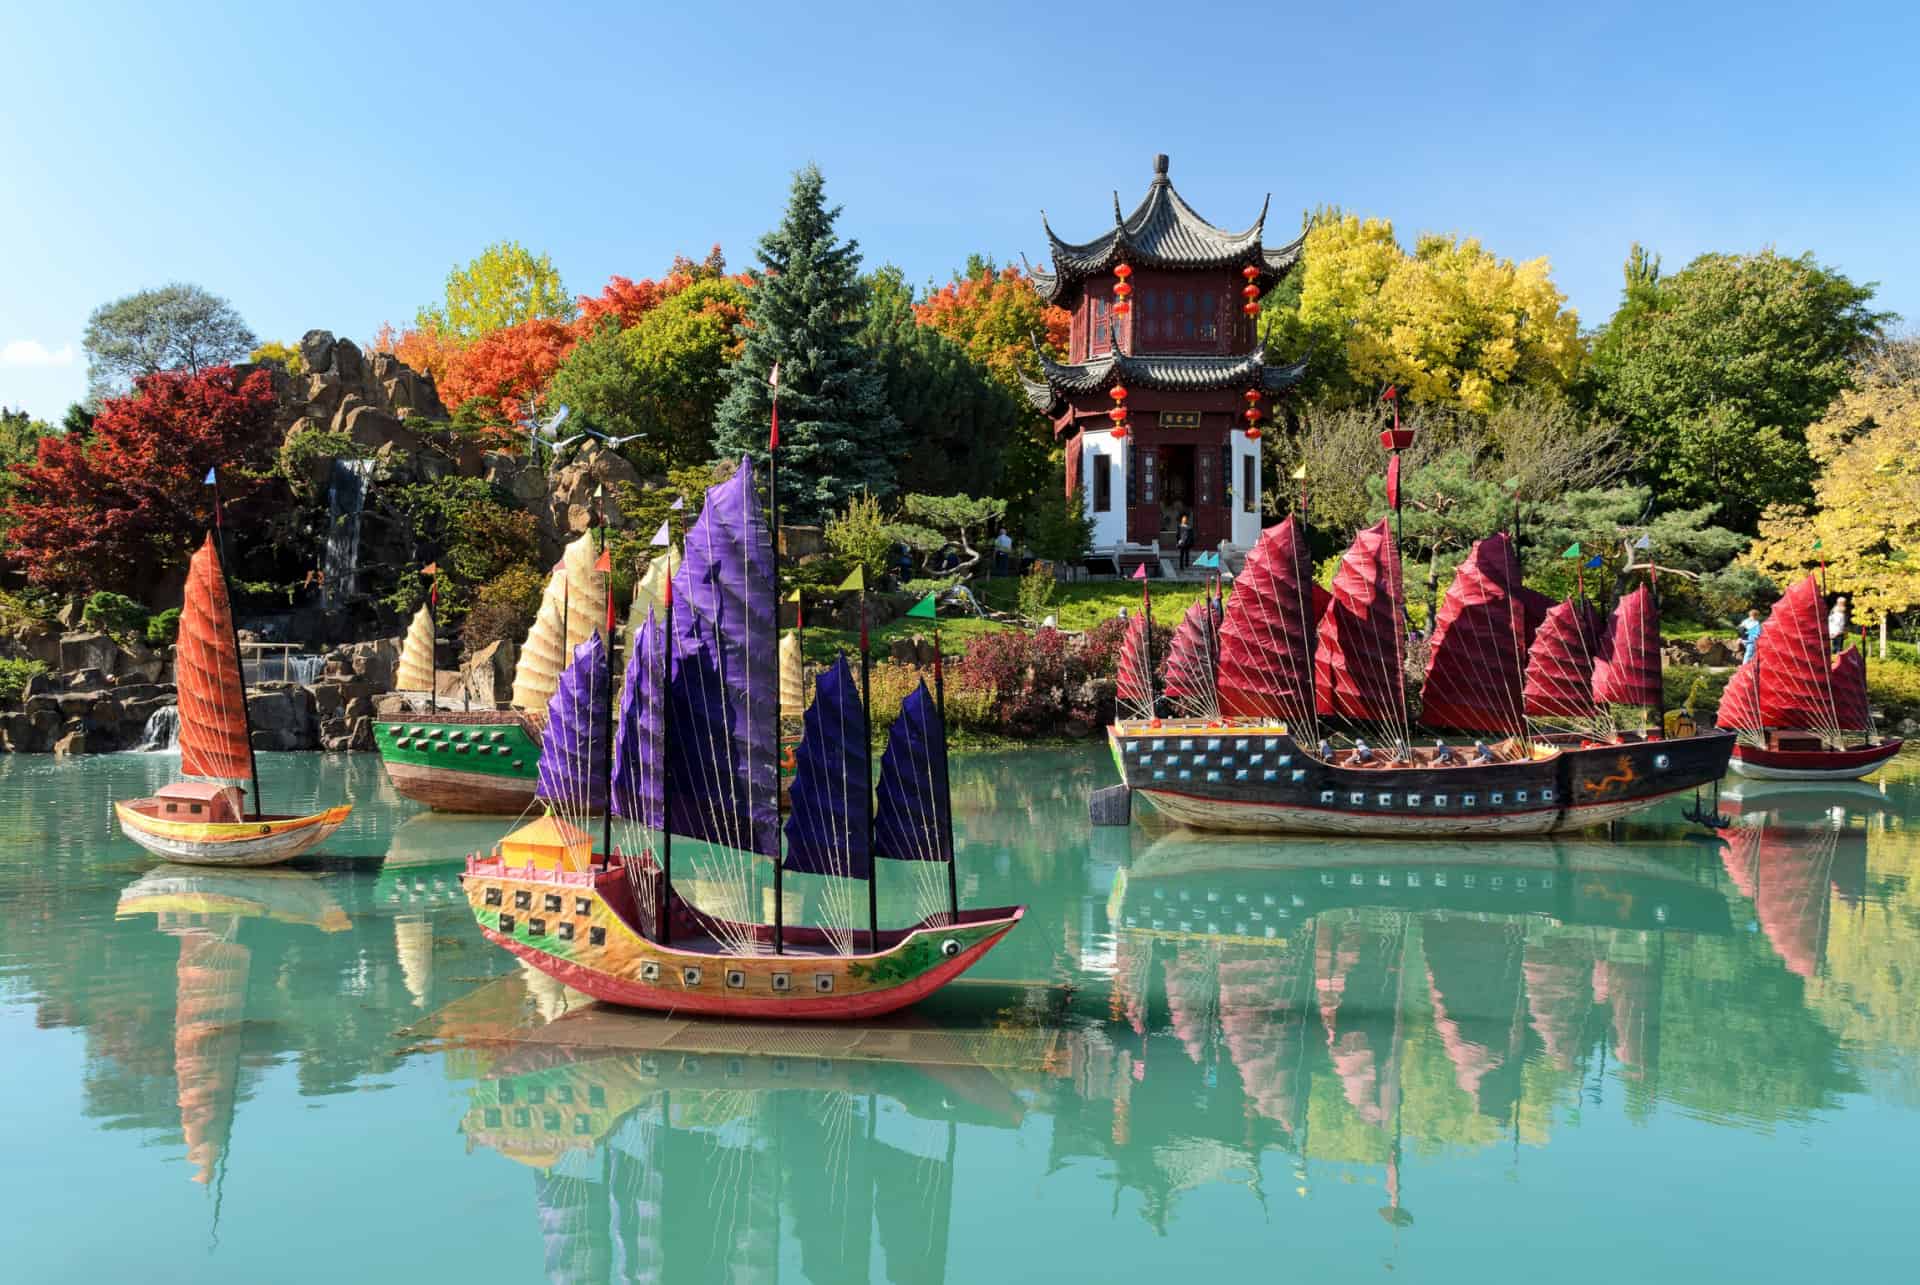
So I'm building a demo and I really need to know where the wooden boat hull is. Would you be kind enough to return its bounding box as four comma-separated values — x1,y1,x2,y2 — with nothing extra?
1107,722,1735,836
374,713,542,813
1727,739,1902,781
462,854,1022,1021
114,802,353,867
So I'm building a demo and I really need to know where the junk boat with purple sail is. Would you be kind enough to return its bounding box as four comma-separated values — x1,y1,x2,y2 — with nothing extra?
457,462,1022,1020
1099,413,1732,837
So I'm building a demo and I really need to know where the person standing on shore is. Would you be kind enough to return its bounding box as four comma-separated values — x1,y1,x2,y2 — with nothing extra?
1176,513,1194,572
1829,595,1849,655
1739,609,1763,662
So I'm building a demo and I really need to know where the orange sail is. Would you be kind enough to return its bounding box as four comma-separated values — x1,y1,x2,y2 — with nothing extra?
177,534,255,787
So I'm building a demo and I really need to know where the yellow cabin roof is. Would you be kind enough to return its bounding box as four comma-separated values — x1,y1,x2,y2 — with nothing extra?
503,814,592,848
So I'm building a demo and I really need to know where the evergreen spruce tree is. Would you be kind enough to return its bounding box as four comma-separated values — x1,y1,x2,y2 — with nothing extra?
712,165,903,523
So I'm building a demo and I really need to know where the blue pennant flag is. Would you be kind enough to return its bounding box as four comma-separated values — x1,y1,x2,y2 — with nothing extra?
1584,554,1603,569
203,467,217,485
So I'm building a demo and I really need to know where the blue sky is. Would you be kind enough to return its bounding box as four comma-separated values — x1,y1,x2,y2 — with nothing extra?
3,0,1915,421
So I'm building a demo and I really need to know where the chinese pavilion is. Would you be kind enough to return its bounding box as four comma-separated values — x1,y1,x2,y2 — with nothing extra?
1021,154,1307,561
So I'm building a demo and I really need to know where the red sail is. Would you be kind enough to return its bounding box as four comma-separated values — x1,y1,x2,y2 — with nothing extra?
176,534,255,784
1830,647,1869,730
1591,584,1662,709
1755,576,1839,731
1421,534,1535,732
1524,598,1606,720
1217,516,1322,722
1160,598,1218,715
1115,609,1154,717
1314,519,1407,722
1715,660,1763,731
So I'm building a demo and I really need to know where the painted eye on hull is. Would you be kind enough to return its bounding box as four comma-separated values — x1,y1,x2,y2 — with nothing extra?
939,938,962,958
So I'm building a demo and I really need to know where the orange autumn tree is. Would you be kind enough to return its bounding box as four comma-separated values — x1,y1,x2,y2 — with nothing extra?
913,259,1072,532
373,246,742,445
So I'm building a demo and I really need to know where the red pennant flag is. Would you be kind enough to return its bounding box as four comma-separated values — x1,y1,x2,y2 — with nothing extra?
1131,562,1148,581
1386,454,1402,511
594,547,612,573
767,360,781,452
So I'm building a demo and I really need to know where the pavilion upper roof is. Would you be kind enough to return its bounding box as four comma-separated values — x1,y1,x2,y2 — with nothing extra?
1031,155,1304,307
1019,345,1310,418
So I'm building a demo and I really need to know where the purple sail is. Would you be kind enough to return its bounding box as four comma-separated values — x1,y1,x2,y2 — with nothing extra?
873,681,953,864
666,460,779,858
611,606,664,828
536,631,611,814
782,653,872,879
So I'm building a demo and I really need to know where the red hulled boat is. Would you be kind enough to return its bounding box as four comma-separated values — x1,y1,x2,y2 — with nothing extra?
1716,575,1900,780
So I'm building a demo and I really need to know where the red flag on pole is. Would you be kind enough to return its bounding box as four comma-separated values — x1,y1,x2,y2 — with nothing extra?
1386,454,1402,511
422,562,438,607
767,360,781,452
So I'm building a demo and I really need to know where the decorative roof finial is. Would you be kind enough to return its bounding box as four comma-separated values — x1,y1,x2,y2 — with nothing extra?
1153,153,1169,177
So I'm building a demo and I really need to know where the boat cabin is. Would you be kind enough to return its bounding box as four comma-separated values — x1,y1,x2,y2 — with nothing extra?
153,781,245,823
498,814,595,873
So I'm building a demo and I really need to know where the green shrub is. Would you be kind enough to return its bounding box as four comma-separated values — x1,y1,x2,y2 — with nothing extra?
277,426,360,493
463,564,546,659
0,658,47,705
824,494,896,587
146,607,182,646
1016,563,1057,622
0,588,58,633
80,591,149,637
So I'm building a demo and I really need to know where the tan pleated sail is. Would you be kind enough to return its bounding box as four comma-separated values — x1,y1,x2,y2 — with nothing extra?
395,604,436,692
625,545,683,646
779,631,805,718
510,534,608,713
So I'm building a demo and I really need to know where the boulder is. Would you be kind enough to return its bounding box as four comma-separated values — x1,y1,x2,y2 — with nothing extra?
375,692,411,719
914,636,940,668
299,328,338,375
116,638,164,683
344,694,375,721
0,713,35,752
65,668,108,691
344,637,401,691
59,632,120,676
55,692,98,721
343,403,425,455
454,639,517,709
547,445,643,538
16,628,62,668
21,672,54,700
888,638,917,665
1692,637,1735,666
319,714,375,752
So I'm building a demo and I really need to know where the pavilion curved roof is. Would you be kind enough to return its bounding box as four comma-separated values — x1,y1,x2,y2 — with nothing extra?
1032,155,1305,307
1019,345,1310,418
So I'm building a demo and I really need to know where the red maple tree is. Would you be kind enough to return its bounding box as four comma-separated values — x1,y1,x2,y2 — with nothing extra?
7,366,280,594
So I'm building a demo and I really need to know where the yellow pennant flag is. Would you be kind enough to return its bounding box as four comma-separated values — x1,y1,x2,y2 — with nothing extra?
1290,464,1307,480
837,566,865,592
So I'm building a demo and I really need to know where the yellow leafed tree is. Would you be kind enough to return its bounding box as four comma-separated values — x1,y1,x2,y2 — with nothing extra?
1746,340,1920,623
1284,213,1585,412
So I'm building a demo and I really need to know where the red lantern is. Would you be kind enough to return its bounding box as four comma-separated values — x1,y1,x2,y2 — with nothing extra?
1241,283,1260,300
1241,264,1260,282
1109,407,1127,422
1244,407,1261,425
1111,424,1128,440
1246,428,1261,442
1241,301,1259,317
1114,262,1133,279
1114,281,1132,299
1243,388,1260,404
1113,298,1131,317
1110,385,1129,402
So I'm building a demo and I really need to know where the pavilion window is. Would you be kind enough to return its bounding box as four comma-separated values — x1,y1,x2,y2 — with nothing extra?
1092,453,1112,513
1089,296,1110,356
1243,453,1257,513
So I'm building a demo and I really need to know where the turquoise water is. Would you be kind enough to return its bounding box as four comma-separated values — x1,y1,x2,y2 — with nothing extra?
2,746,1916,1282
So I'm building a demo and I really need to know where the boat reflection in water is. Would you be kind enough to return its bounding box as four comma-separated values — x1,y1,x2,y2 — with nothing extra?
458,1034,1020,1285
113,866,350,1187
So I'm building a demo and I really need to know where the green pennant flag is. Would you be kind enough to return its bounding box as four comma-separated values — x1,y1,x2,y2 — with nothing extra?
906,592,937,620
1812,538,1822,551
1562,542,1582,559
837,567,865,592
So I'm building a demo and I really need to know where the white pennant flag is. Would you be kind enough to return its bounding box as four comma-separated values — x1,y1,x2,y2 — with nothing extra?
651,520,671,547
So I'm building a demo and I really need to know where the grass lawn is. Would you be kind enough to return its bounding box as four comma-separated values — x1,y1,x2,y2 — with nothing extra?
976,577,1213,629
796,612,1005,665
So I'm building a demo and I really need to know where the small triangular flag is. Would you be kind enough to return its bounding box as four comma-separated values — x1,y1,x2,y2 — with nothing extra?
1561,542,1581,559
785,588,802,602
1585,554,1604,569
650,520,671,547
594,547,612,573
1633,535,1651,549
838,567,866,592
203,467,217,485
670,497,685,511
1812,538,1823,551
906,593,937,620
1290,464,1307,480
421,562,439,576
1132,563,1148,581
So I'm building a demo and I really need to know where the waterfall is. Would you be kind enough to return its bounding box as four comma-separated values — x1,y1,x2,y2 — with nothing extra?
322,458,376,609
241,652,325,685
138,705,180,752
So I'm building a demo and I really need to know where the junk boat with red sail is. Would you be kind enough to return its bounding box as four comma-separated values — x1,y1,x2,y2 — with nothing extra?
116,532,352,865
459,463,1022,1020
1100,415,1733,836
1714,574,1900,780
